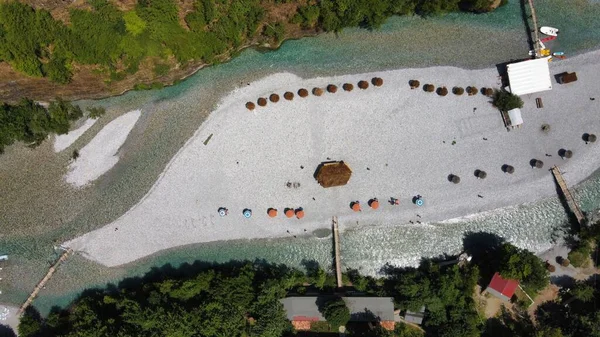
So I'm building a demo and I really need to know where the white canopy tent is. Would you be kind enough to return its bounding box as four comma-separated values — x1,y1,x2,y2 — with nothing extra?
507,57,552,96
507,108,523,127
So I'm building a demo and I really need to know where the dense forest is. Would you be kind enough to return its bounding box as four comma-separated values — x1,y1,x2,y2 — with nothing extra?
17,231,597,337
0,0,505,85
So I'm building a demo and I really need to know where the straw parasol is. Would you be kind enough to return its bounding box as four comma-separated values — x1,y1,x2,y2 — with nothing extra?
587,134,597,143
448,174,460,184
535,159,544,169
327,84,338,93
257,97,267,106
437,86,448,96
358,80,369,89
502,164,515,174
371,77,383,86
424,84,435,92
312,87,324,96
245,102,255,110
284,91,294,100
467,86,478,96
267,208,278,218
484,88,494,97
269,93,280,103
315,161,352,188
285,208,295,218
409,80,420,89
351,201,361,212
298,88,309,97
475,169,487,179
453,87,464,95
564,150,573,159
343,83,354,91
295,208,305,219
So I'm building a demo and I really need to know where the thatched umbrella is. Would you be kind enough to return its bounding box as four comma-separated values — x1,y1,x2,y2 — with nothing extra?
284,208,295,218
312,87,324,96
371,77,383,86
245,102,256,110
298,88,309,97
295,208,305,219
564,150,573,159
484,88,494,97
327,84,338,93
284,91,294,100
453,87,464,95
475,169,487,179
269,93,280,103
267,208,278,218
368,198,379,209
358,80,369,89
502,164,515,174
424,84,435,93
448,174,460,184
587,133,597,143
343,83,354,91
467,86,478,96
535,160,544,169
437,87,448,96
409,80,420,89
257,97,267,106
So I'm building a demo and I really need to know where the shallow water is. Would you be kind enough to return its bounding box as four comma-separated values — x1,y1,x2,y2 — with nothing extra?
1,0,600,314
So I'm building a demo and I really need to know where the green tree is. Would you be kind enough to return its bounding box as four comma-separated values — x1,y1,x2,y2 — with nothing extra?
18,307,43,337
492,89,524,112
320,296,350,330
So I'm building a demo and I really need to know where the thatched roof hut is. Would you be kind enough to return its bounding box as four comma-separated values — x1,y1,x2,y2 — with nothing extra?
343,83,354,91
284,91,294,100
298,88,309,97
453,87,464,95
372,77,383,86
269,93,280,103
409,80,420,89
257,97,268,106
358,80,369,89
245,102,256,110
327,84,338,93
315,161,352,188
312,87,324,96
437,87,448,96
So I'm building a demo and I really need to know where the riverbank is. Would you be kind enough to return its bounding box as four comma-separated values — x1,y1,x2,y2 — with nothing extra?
65,49,600,267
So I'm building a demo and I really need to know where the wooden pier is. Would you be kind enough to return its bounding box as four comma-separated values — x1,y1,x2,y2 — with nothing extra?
18,248,73,315
332,216,343,288
551,166,585,226
527,0,542,57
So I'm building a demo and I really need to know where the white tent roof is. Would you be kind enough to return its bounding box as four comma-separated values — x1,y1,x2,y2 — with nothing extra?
507,57,552,96
507,108,523,126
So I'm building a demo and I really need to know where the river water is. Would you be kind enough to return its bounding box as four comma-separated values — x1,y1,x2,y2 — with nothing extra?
1,0,599,314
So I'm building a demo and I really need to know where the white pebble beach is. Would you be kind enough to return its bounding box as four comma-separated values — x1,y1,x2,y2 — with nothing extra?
65,50,600,267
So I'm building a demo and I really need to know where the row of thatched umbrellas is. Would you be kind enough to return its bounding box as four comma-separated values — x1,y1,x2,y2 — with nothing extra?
245,77,384,110
446,148,581,184
267,207,304,219
408,80,494,97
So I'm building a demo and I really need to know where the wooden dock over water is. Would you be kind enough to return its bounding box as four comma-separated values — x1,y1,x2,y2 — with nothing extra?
332,216,343,288
527,0,542,57
551,166,585,226
18,248,72,315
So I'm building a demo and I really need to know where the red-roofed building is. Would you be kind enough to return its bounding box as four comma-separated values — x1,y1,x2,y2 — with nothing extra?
486,272,519,302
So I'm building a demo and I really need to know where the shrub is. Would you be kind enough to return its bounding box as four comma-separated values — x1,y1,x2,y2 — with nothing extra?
568,244,591,268
493,89,524,112
320,297,350,330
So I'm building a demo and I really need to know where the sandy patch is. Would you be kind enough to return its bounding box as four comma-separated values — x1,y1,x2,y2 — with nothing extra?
65,50,600,267
53,118,98,152
65,110,141,187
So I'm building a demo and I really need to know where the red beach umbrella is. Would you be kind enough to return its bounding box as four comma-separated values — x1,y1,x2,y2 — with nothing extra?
295,208,305,219
285,208,295,218
267,208,278,218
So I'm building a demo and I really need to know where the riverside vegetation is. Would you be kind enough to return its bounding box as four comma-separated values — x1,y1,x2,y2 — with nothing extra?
17,237,579,337
0,0,504,86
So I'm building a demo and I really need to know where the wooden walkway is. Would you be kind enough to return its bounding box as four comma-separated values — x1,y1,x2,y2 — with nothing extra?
18,248,73,315
332,216,343,288
527,0,542,57
551,166,585,226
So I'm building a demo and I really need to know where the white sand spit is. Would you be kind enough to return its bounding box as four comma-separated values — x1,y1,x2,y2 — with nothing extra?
66,51,600,267
53,118,98,152
65,110,141,187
